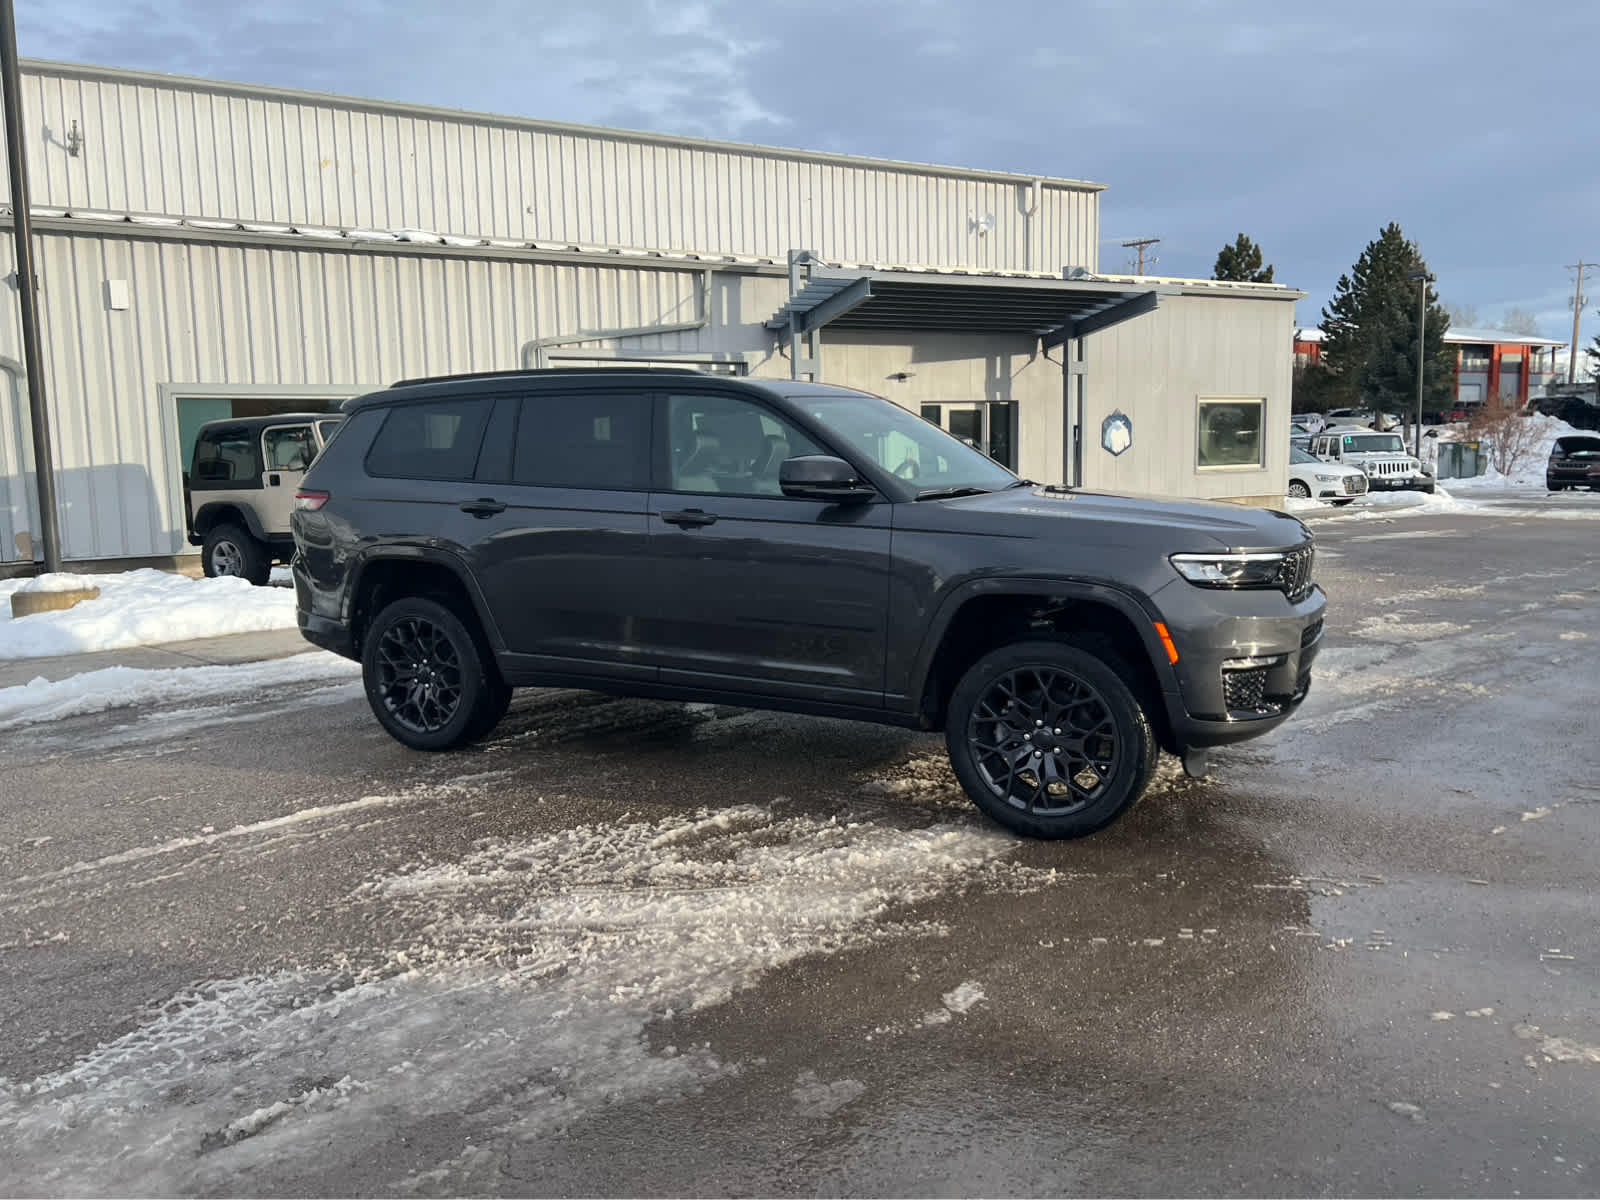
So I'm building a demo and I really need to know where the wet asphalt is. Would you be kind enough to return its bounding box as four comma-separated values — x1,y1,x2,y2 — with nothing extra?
1,496,1597,1197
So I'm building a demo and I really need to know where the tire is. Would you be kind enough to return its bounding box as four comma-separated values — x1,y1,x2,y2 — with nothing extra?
1330,498,1355,507
945,638,1159,839
1287,480,1312,499
361,596,508,751
202,523,271,585
1418,482,1436,495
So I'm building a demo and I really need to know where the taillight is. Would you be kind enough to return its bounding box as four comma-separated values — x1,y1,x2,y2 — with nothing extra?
294,489,329,511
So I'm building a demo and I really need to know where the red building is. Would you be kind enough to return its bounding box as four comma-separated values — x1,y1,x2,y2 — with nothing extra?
1293,326,1566,409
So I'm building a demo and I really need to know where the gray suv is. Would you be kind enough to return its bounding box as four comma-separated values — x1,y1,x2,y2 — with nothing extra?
290,369,1324,839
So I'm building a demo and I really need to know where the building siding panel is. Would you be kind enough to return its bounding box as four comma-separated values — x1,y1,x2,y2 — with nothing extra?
10,62,1097,274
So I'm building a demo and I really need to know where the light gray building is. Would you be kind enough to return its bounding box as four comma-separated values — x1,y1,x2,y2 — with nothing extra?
0,59,1300,570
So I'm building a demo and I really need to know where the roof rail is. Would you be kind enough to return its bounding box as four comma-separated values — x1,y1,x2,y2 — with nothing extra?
389,366,710,388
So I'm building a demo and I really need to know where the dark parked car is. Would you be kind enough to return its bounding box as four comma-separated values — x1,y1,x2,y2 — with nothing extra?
1547,434,1600,492
186,413,343,583
291,369,1324,839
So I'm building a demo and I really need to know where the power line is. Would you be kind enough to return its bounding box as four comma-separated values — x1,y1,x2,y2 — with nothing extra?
1120,237,1161,276
1565,260,1599,384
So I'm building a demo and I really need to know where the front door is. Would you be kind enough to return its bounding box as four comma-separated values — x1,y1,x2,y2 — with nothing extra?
641,390,893,704
920,401,1017,470
257,423,317,531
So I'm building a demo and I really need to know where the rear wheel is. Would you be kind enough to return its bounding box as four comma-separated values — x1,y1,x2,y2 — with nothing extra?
202,523,271,586
945,639,1159,839
361,596,508,750
1287,480,1312,499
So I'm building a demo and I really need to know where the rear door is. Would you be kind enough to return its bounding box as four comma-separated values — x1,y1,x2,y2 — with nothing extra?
467,386,657,680
638,389,893,704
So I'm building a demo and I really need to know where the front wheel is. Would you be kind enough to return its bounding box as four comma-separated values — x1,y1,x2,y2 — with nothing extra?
361,596,508,751
945,640,1159,839
1286,480,1312,500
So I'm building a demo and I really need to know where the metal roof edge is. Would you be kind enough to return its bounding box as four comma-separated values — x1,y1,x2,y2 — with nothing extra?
20,57,1107,193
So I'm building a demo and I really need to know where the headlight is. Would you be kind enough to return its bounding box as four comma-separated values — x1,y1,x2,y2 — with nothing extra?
1170,551,1286,588
1314,473,1339,482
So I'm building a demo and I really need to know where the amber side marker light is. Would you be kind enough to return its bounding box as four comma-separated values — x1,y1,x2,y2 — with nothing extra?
1153,622,1180,665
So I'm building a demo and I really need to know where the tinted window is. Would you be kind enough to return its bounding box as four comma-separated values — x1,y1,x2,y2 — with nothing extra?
192,427,255,483
666,393,826,495
366,398,492,480
513,392,651,489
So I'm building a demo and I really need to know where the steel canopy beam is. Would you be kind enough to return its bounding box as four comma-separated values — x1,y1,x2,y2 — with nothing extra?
1041,289,1166,350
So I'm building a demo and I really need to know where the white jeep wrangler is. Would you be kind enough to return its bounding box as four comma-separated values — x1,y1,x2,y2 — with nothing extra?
1309,428,1435,493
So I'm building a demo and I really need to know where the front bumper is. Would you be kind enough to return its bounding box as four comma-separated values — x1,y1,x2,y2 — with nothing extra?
1152,577,1327,750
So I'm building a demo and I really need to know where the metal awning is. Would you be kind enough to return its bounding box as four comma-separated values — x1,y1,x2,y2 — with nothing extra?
765,270,1182,346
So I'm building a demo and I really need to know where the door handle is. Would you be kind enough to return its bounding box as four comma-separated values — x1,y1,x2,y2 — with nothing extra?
459,498,507,518
661,508,718,528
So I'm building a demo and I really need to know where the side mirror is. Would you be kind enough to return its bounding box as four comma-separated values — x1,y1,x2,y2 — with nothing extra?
779,455,876,503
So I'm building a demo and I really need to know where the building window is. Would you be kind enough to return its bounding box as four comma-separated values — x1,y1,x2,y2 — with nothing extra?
1197,397,1264,470
1459,347,1491,371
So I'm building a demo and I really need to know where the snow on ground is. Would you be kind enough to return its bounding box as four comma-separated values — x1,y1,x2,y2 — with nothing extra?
1440,414,1589,490
0,569,296,659
0,800,1047,1195
0,653,358,729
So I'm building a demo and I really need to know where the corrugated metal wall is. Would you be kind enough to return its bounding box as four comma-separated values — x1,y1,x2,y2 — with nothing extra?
1082,294,1296,501
15,63,1099,275
0,232,713,560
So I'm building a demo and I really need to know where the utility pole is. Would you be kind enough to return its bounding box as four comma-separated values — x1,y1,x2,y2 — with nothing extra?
1121,237,1160,276
1566,260,1597,384
0,0,62,571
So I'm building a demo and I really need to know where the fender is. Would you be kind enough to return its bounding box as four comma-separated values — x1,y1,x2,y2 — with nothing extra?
903,574,1181,706
191,501,268,544
343,544,509,654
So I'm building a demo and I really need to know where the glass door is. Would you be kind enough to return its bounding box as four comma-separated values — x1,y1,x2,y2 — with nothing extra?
918,402,1016,470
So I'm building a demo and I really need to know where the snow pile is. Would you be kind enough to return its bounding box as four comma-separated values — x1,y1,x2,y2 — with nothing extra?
1441,415,1588,489
0,569,297,659
0,652,359,729
0,802,1046,1194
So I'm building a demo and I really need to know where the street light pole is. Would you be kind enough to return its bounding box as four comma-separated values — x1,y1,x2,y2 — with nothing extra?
0,0,63,571
1407,267,1436,459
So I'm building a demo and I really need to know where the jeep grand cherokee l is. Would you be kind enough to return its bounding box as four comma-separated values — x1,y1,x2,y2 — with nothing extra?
290,369,1324,839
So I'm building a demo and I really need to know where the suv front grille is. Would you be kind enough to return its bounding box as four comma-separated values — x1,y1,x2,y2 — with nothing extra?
1277,545,1315,603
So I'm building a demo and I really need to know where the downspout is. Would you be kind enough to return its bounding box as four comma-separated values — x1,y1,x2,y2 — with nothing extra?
521,269,713,368
1024,178,1041,272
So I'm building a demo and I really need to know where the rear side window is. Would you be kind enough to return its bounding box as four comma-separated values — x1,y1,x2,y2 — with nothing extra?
511,392,651,489
193,428,255,483
366,398,492,480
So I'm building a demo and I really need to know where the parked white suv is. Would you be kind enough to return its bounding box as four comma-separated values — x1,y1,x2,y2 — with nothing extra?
1309,428,1435,493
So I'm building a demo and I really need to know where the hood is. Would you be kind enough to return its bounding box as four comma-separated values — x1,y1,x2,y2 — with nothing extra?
907,485,1310,551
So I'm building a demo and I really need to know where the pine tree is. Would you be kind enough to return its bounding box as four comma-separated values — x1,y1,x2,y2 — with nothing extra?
1212,234,1274,283
1587,332,1600,381
1318,223,1453,414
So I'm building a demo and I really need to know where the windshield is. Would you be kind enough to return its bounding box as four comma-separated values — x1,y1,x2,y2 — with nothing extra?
1290,447,1318,464
1343,433,1405,453
799,391,1018,494
1554,437,1600,457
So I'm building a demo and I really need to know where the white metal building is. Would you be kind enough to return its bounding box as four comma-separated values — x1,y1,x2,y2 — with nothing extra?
0,59,1300,569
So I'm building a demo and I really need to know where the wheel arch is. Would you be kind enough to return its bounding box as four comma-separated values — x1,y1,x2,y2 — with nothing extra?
193,502,267,542
910,579,1178,749
346,547,506,661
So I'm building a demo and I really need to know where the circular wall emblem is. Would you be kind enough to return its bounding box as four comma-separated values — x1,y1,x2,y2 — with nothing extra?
1101,410,1133,457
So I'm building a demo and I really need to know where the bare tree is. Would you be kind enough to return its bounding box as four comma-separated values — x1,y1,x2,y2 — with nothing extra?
1442,302,1479,327
1495,307,1542,337
1466,399,1543,477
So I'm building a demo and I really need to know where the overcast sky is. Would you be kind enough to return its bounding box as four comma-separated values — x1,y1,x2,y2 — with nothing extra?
19,0,1600,336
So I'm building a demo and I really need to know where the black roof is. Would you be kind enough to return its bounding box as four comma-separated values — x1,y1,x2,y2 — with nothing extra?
197,412,341,431
344,367,845,412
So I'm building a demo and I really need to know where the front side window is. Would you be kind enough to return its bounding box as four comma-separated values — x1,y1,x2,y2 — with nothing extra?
512,392,652,490
1197,398,1264,469
799,391,1017,492
262,425,315,471
665,393,825,495
365,397,492,480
